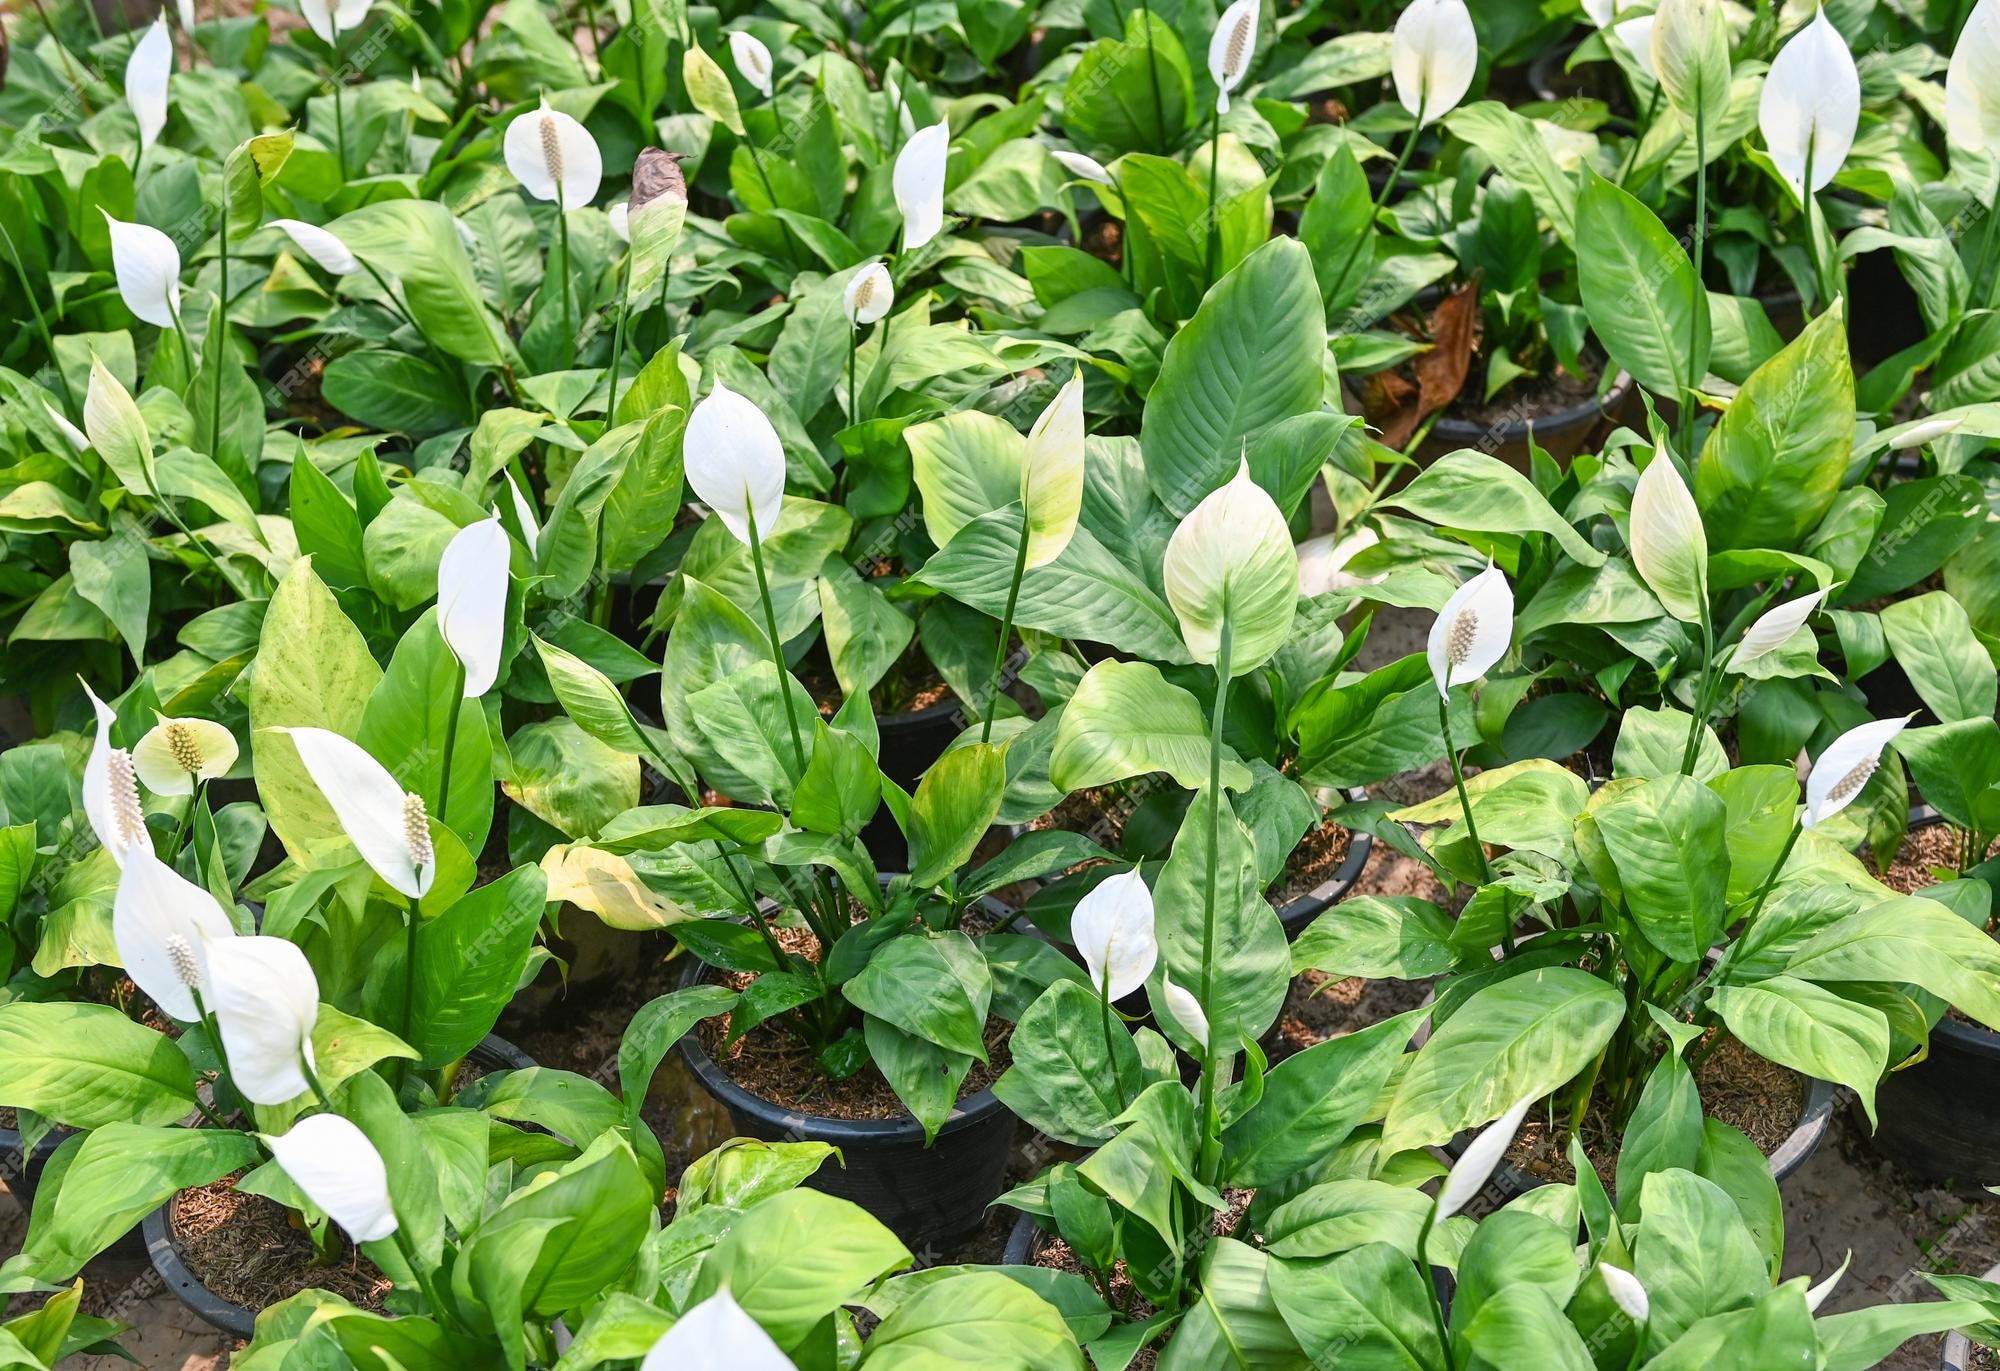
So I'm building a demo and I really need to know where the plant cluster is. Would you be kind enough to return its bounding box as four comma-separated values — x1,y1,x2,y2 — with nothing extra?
3,0,2000,1364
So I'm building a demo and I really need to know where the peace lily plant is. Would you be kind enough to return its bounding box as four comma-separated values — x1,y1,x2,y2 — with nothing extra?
2,0,1999,1361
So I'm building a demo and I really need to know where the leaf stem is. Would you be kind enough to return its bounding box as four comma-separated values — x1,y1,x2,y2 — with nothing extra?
747,505,808,776
1323,97,1423,315
981,506,1032,744
557,197,575,368
1195,618,1233,1192
607,244,633,423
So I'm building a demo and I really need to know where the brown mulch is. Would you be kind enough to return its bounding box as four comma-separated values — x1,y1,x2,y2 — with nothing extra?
1509,1035,1805,1189
1871,821,1995,896
1262,970,1433,1067
1271,819,1354,906
171,1173,390,1315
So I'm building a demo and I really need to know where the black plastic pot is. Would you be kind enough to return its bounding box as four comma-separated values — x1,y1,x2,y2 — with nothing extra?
1868,811,2000,1187
859,694,971,869
145,1034,535,1341
0,1123,65,1210
678,961,1017,1253
1273,813,1375,941
1412,371,1637,477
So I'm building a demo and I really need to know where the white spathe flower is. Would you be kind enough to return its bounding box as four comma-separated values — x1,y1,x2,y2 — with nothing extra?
1158,970,1209,1051
684,380,786,546
1052,149,1115,187
1427,560,1513,696
134,715,238,795
843,261,894,328
44,401,89,452
206,935,320,1106
300,0,371,44
1297,527,1385,596
1392,0,1479,127
1890,415,1965,451
608,201,630,243
1162,460,1298,677
82,682,153,868
640,1289,797,1371
1948,0,2000,153
1803,716,1908,829
1613,13,1657,71
730,30,776,99
273,727,435,899
1435,1095,1534,1219
1732,588,1829,670
102,211,183,330
894,122,951,252
126,17,173,156
1805,1251,1851,1313
177,0,196,29
269,218,359,276
1598,1263,1650,1324
505,470,541,557
1020,370,1086,570
1628,444,1708,625
505,96,603,209
1072,866,1158,1002
438,516,510,699
263,1114,398,1243
1759,7,1860,202
1208,0,1260,114
112,847,235,1022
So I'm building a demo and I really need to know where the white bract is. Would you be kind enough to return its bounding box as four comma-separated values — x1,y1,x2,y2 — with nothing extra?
177,0,196,29
270,219,359,276
126,17,173,156
1950,0,2000,153
206,935,320,1105
1805,1252,1851,1313
1162,461,1298,677
438,516,510,698
1072,866,1158,1002
113,848,234,1022
102,211,183,329
1598,1264,1650,1324
843,262,894,327
1052,150,1115,187
1392,0,1478,126
300,0,371,43
274,727,436,899
1732,588,1829,670
1629,445,1708,625
1296,527,1385,596
82,682,152,867
263,1114,398,1243
729,30,776,98
1435,1095,1534,1219
505,96,603,208
1208,0,1260,114
1158,970,1210,1051
640,1289,796,1371
894,122,950,252
1803,717,1908,829
134,715,238,795
1759,7,1860,201
1021,370,1086,569
506,471,541,557
684,380,787,545
44,402,89,452
608,201,630,242
1427,561,1513,696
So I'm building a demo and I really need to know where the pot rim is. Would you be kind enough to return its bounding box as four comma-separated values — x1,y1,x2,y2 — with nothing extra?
1429,369,1636,443
143,1033,534,1341
1272,788,1375,931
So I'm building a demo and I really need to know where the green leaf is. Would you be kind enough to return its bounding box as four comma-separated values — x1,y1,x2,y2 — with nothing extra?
328,201,511,366
534,634,658,763
1140,238,1326,517
906,741,1004,886
68,535,149,667
1709,977,1887,1126
694,1190,911,1351
1782,895,2000,1030
1632,1169,1768,1347
683,43,745,135
1049,659,1252,794
1383,967,1623,1152
907,409,1025,553
1386,450,1604,567
1576,167,1709,399
992,979,1145,1146
865,1271,1084,1370
412,866,548,1069
358,610,494,856
1153,790,1289,1050
1442,102,1579,245
1879,590,1997,723
1291,895,1459,980
1591,775,1728,963
1221,1008,1423,1187
1693,305,1854,552
843,932,991,1061
601,404,686,573
248,558,384,869
0,1003,195,1128
1268,1240,1444,1369
1061,13,1193,156
288,456,368,591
